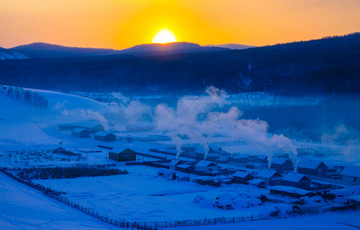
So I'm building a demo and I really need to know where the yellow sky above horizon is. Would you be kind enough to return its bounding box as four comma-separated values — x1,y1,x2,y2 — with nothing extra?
0,0,359,49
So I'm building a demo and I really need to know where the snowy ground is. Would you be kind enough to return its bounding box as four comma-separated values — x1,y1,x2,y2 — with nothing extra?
170,210,360,230
33,166,286,223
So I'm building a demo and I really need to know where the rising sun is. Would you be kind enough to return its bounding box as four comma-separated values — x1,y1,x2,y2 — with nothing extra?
152,28,177,44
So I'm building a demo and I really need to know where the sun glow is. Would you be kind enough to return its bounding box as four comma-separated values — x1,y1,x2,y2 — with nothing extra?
152,28,177,44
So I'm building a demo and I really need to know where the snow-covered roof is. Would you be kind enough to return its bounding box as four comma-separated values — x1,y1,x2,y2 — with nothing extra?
271,158,290,166
95,131,114,137
176,164,192,169
110,147,136,154
281,173,310,183
232,171,252,178
257,170,282,179
271,186,311,196
340,166,360,178
168,159,183,166
298,160,327,170
195,160,217,168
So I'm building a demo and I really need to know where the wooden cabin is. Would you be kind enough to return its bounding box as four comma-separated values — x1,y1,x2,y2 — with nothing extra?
94,132,116,141
71,128,90,138
175,164,194,173
232,171,254,184
270,158,294,173
256,170,282,186
194,160,219,175
168,159,184,170
280,173,311,190
109,147,137,162
297,160,328,177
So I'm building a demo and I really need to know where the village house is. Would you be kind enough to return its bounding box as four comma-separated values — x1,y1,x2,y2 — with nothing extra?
255,170,282,186
71,128,90,138
270,158,294,173
280,173,311,190
340,166,360,185
175,164,194,173
168,159,185,170
194,160,219,175
109,147,137,162
94,132,116,141
232,171,254,184
297,160,328,177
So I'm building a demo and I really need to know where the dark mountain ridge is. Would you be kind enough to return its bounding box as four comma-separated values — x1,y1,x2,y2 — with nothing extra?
0,33,359,96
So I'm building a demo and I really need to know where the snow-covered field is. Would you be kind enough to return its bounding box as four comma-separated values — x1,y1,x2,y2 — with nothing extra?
0,172,117,230
33,165,280,222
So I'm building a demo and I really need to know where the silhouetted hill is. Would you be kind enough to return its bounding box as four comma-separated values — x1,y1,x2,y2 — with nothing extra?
10,42,117,59
1,33,359,95
8,42,227,59
119,42,227,55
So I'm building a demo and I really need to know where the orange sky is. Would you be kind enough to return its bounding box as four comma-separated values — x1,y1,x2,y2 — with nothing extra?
0,0,359,49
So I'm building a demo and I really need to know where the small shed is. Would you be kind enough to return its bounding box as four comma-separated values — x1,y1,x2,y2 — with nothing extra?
232,171,254,184
297,160,328,177
256,170,282,186
194,160,219,174
94,132,116,141
270,158,294,173
71,128,90,138
109,147,137,162
281,173,311,189
340,166,360,185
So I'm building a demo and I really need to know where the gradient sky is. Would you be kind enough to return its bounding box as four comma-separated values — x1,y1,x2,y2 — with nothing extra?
1,0,359,49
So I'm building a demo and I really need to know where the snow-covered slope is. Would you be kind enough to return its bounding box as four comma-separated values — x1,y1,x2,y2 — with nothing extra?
0,172,116,230
0,87,109,150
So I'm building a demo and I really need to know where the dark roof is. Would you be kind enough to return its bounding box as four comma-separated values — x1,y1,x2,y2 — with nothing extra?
195,160,218,168
257,170,282,179
282,173,310,183
298,160,327,170
232,171,252,179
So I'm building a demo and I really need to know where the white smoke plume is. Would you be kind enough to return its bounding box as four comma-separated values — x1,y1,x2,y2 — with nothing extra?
154,86,298,165
62,109,109,130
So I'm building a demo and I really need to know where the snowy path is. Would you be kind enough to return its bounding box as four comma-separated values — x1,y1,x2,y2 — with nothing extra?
0,172,116,230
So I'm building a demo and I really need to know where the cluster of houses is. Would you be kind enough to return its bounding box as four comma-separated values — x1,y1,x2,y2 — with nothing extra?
106,145,360,199
58,121,117,141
